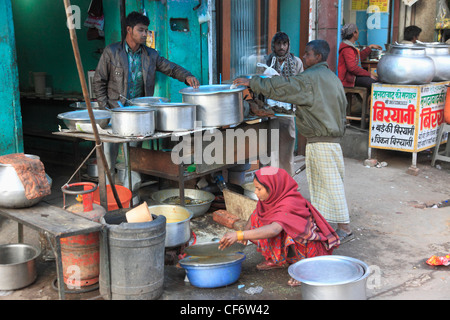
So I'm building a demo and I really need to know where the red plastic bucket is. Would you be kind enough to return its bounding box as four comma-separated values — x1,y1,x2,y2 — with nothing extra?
93,185,132,211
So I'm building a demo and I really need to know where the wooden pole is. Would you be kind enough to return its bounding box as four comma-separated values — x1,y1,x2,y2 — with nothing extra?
63,0,122,209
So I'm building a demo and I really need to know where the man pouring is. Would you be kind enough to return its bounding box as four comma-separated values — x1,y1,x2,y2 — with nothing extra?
233,40,354,243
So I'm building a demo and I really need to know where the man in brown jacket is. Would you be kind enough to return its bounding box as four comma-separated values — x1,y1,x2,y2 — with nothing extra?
93,11,199,109
93,11,199,180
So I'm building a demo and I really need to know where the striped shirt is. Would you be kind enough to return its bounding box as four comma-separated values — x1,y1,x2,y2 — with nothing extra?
125,43,144,99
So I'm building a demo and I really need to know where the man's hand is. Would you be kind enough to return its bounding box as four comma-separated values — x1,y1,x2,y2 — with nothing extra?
233,78,250,87
186,76,200,89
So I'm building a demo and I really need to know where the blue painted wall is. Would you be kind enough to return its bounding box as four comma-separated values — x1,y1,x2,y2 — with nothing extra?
0,0,23,155
280,0,301,57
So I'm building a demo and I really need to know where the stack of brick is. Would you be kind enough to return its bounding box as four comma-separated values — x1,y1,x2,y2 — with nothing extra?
212,209,246,230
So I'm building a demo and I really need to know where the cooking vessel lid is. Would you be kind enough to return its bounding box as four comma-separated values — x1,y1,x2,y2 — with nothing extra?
184,241,245,257
129,97,169,105
111,106,155,113
179,84,245,95
288,256,366,285
179,253,245,267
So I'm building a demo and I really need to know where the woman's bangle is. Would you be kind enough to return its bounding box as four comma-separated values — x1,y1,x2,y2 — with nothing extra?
236,230,244,241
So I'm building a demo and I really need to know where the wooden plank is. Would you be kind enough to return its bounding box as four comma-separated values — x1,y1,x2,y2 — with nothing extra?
267,0,279,54
0,202,102,238
221,0,231,81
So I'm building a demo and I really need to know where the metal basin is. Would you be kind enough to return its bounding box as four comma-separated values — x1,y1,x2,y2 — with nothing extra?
0,154,52,208
0,243,41,290
57,110,111,130
180,84,245,127
148,204,193,248
179,253,246,288
151,188,215,218
111,106,156,137
242,182,258,200
288,255,371,300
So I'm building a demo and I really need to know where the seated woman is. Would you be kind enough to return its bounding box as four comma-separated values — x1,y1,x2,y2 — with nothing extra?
338,23,382,89
219,167,340,287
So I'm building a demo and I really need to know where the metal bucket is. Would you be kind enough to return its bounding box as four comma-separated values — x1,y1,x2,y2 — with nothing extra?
288,255,370,300
99,212,166,300
180,84,245,127
148,204,193,248
0,243,41,290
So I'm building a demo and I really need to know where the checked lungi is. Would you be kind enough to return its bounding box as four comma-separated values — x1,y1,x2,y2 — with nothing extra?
305,142,350,224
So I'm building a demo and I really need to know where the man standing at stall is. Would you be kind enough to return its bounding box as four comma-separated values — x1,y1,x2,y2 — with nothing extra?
93,11,199,179
265,32,303,176
233,40,354,243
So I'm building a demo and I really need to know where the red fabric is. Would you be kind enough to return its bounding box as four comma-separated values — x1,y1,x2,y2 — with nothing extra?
254,167,339,250
338,42,372,87
250,213,333,265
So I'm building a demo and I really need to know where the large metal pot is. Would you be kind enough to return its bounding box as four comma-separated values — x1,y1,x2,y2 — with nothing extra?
111,106,155,137
57,110,111,130
129,96,169,106
148,204,193,247
377,44,435,85
148,102,197,131
0,243,41,290
288,255,371,300
180,85,245,127
0,154,52,208
151,188,215,218
420,43,450,81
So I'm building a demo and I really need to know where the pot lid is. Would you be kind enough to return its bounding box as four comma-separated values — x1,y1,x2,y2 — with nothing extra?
151,102,197,108
179,84,245,95
179,253,245,267
111,106,155,113
129,97,169,105
184,241,245,257
288,256,366,285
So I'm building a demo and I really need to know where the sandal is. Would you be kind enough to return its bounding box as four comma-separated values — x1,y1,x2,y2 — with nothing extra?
287,278,301,287
336,229,355,244
256,260,288,271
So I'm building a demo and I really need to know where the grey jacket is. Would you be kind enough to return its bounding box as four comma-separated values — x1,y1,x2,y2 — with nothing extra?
93,41,194,109
249,62,347,141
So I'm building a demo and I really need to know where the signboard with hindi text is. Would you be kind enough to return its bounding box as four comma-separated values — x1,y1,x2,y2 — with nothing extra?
369,82,449,153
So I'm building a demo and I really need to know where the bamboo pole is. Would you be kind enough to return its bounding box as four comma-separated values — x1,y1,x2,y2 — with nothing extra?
63,0,122,209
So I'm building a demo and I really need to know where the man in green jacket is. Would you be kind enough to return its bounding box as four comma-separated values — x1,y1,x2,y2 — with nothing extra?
233,39,353,243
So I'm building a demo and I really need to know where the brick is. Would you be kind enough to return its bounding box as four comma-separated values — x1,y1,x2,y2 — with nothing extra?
213,210,241,229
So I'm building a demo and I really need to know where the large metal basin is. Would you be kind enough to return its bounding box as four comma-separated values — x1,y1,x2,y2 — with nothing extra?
151,188,214,218
180,85,245,127
377,44,435,85
0,243,41,290
288,255,371,300
148,204,193,248
0,154,52,208
57,110,111,130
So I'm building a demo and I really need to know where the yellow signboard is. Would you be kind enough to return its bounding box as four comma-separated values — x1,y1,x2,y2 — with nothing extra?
369,0,390,13
352,0,368,11
352,0,389,12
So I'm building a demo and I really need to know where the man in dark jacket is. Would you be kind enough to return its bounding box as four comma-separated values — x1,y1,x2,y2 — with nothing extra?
233,40,353,244
93,11,199,109
93,11,199,180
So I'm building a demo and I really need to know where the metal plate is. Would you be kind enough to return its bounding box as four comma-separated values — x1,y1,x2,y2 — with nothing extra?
288,256,365,286
184,241,245,257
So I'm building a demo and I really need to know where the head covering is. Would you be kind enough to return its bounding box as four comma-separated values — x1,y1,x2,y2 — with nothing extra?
254,167,340,249
269,32,297,77
341,23,357,40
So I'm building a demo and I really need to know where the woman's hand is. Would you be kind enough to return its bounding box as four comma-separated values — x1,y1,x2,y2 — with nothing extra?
218,231,247,250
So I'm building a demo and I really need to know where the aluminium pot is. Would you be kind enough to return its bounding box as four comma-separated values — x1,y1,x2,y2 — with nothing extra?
179,84,245,127
129,96,169,106
148,204,193,248
288,255,371,300
377,44,435,85
148,102,197,131
420,43,450,81
0,154,52,208
0,243,41,290
111,106,155,137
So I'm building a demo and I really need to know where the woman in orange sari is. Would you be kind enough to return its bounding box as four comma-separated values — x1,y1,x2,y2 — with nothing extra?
219,167,340,286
